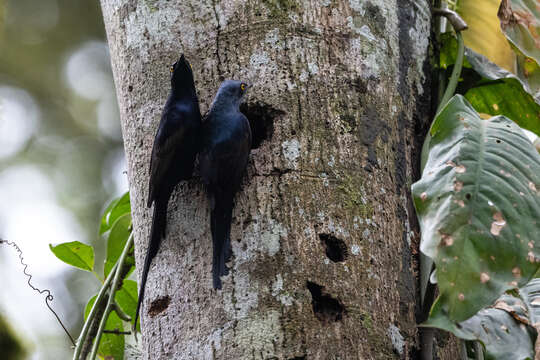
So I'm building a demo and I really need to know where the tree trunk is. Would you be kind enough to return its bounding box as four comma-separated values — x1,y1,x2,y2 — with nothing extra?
101,0,459,358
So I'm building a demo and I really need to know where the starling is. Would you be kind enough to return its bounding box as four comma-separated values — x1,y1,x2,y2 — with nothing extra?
199,80,252,289
134,54,201,329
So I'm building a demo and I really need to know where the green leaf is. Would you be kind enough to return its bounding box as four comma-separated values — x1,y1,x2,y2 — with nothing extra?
440,32,472,70
100,198,119,235
115,280,140,332
412,95,540,321
84,295,125,360
104,213,133,278
463,48,540,135
534,138,540,153
424,295,535,359
515,48,540,100
440,33,540,136
49,241,94,272
498,0,540,66
519,278,540,326
100,192,131,235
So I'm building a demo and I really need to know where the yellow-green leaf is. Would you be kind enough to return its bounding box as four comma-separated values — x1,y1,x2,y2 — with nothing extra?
49,241,94,272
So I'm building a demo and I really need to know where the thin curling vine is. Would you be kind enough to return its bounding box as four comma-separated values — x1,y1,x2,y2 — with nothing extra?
0,238,76,346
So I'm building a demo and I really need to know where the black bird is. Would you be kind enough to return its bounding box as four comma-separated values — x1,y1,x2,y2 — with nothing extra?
134,54,201,329
200,80,252,289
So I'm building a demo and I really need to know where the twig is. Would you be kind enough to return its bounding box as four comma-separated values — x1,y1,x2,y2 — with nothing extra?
89,233,134,360
0,238,76,346
113,302,131,322
421,9,468,170
79,300,107,360
432,8,468,31
73,262,118,360
103,329,132,335
460,340,468,360
437,31,465,114
474,341,484,360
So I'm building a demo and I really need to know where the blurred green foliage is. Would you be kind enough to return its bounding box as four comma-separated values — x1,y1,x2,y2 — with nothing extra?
0,313,25,360
0,0,123,235
0,0,126,358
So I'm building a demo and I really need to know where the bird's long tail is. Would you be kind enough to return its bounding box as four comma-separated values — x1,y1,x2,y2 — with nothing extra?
210,193,233,290
133,197,167,331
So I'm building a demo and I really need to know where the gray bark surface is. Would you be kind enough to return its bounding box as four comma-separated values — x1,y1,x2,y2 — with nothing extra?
101,0,459,358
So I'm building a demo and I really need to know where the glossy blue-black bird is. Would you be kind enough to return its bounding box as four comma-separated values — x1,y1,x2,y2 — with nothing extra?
199,80,252,289
134,54,201,329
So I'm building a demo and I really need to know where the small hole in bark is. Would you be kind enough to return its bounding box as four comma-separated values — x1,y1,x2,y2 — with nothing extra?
496,139,501,143
319,233,348,262
466,193,471,200
288,357,306,360
128,85,133,92
306,281,345,323
240,101,285,149
148,295,171,317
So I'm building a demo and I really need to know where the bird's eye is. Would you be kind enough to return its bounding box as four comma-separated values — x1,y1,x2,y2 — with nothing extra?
189,63,193,69
240,83,246,91
170,65,174,73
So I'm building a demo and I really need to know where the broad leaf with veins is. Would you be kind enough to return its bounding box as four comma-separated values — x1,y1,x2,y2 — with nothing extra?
413,95,540,321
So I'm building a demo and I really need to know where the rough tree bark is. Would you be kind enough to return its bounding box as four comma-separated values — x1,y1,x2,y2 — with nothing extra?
101,0,459,358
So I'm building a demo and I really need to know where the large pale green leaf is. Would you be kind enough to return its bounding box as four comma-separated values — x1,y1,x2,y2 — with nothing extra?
498,0,540,99
498,0,540,65
49,241,94,272
440,33,540,136
424,295,535,359
515,47,540,100
104,213,133,278
100,192,131,235
520,278,540,327
412,95,540,321
84,295,124,360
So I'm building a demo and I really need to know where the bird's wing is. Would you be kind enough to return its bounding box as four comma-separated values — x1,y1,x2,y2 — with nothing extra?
147,110,189,206
200,114,251,193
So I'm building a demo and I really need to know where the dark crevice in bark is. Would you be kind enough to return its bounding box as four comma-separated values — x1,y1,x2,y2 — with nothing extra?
306,281,345,323
240,101,284,149
319,233,348,262
211,0,224,81
148,295,171,317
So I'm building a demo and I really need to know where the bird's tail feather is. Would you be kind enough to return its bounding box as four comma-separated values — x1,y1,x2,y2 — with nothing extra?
211,193,233,290
133,198,167,332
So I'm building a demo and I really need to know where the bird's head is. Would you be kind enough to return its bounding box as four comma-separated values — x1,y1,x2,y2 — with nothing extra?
169,54,195,88
212,80,250,110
